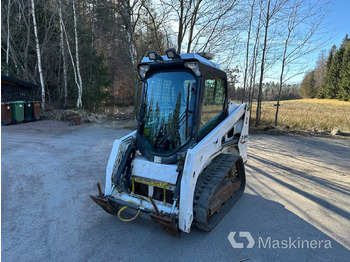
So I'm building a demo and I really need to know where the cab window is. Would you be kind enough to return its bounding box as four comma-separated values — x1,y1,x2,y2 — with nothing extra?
198,76,226,140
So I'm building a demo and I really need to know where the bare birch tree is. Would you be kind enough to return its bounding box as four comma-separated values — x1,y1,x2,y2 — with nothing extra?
61,20,80,109
255,0,271,127
142,2,165,52
274,0,332,126
30,0,45,108
242,0,255,103
160,0,238,53
248,8,262,117
58,0,68,107
255,0,285,127
119,0,143,68
72,0,83,108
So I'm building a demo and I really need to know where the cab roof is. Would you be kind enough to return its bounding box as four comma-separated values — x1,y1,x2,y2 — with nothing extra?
140,53,222,71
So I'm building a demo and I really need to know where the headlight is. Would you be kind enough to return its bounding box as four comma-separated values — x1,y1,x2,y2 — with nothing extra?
184,62,201,76
138,64,150,79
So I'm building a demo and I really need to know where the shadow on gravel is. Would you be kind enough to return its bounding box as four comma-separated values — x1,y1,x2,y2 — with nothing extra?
247,160,350,227
248,153,350,197
79,194,350,262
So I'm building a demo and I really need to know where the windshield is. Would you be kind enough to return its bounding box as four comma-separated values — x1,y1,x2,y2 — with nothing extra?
140,71,196,155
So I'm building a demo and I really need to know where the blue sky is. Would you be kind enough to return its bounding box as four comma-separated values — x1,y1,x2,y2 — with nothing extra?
331,0,350,48
262,0,350,84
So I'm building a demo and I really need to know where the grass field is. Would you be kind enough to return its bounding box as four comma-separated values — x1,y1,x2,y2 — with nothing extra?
250,99,350,132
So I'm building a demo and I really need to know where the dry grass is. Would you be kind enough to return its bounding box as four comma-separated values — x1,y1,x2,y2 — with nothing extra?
250,99,350,132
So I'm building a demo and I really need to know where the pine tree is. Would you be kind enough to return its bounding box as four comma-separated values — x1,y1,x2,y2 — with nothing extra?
339,41,350,101
317,46,336,98
318,35,350,100
326,45,337,70
299,71,316,98
319,44,345,99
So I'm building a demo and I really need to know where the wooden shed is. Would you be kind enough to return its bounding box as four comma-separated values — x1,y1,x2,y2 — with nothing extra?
1,75,40,102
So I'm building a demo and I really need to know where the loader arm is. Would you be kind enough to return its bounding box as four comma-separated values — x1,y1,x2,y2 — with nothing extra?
104,131,136,195
179,103,249,232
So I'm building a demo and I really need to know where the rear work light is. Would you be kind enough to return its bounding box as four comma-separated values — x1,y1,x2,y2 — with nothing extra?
166,48,181,59
148,51,163,61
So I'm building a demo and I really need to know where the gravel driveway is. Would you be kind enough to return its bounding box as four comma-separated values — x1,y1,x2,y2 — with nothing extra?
1,121,350,261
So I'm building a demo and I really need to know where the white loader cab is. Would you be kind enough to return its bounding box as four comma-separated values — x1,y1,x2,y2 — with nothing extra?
91,49,249,236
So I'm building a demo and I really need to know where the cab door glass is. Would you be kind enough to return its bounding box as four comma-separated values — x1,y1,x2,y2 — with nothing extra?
199,76,226,138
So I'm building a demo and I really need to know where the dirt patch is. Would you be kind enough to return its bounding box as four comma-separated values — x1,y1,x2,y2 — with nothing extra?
39,106,137,130
250,125,350,138
41,106,134,124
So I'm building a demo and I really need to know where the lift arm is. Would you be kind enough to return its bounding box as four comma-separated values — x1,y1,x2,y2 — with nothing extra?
179,103,249,232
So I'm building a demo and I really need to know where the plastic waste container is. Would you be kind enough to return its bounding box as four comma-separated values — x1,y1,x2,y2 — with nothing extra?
33,101,41,120
24,101,33,122
1,102,12,126
11,101,25,124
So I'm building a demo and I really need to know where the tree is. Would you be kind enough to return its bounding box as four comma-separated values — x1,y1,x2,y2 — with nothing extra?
72,0,83,108
317,45,337,98
5,0,11,75
256,0,272,127
30,0,45,108
339,41,350,101
58,0,68,107
247,3,262,118
299,71,316,98
313,50,327,93
242,0,255,103
320,41,347,99
160,0,238,53
119,0,144,68
274,0,331,126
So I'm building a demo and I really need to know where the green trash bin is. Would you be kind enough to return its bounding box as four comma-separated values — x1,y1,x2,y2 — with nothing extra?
11,101,25,124
1,102,12,126
24,101,33,122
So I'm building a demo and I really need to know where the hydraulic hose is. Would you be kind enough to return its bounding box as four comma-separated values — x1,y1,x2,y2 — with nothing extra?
117,204,141,222
116,196,154,222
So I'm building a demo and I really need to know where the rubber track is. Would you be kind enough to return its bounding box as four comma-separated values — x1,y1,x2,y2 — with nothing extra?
193,154,245,231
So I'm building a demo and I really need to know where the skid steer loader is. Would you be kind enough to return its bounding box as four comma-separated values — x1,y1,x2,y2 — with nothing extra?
91,49,249,236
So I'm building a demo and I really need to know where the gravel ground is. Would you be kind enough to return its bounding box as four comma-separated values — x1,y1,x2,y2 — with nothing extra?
1,120,350,261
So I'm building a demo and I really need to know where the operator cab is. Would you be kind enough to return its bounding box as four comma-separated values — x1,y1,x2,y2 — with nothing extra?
136,49,228,164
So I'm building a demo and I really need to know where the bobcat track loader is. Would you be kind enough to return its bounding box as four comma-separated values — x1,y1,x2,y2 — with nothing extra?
91,49,249,236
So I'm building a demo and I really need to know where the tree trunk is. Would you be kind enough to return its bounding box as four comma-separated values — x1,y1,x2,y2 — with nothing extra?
58,0,68,108
124,0,137,68
275,31,290,126
248,8,262,117
72,0,83,108
187,0,202,53
31,0,45,109
255,0,271,127
242,0,255,103
62,23,80,104
177,0,184,53
24,6,32,81
6,0,11,76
